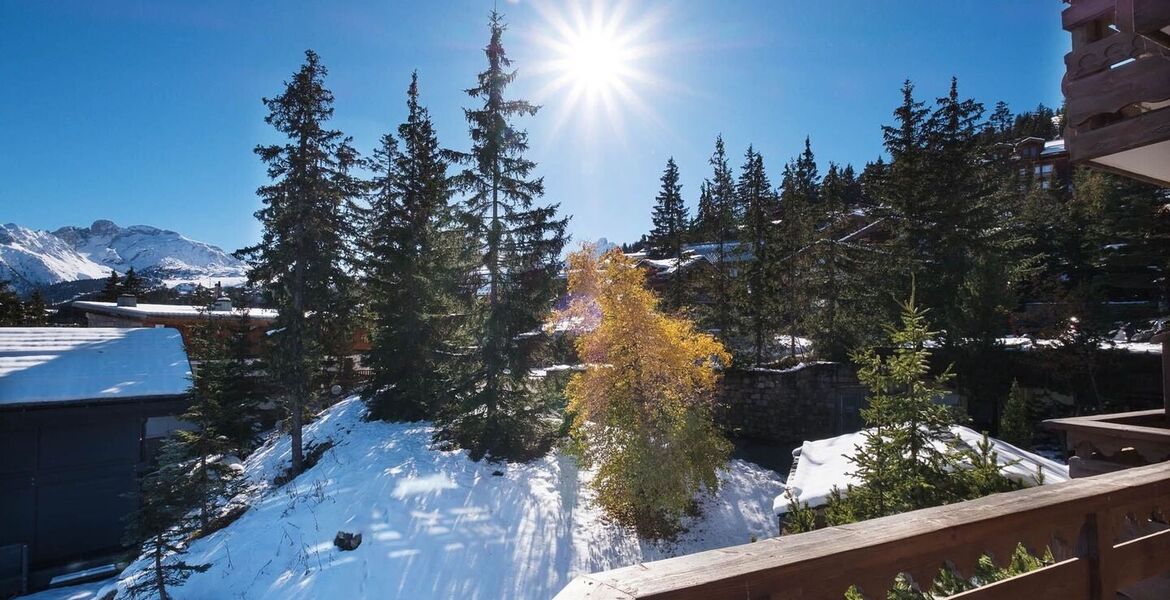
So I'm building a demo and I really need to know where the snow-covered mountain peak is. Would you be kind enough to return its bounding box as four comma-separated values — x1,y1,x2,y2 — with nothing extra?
1,220,247,295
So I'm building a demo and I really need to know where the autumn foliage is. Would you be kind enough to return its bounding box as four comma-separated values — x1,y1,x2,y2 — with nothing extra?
561,247,732,537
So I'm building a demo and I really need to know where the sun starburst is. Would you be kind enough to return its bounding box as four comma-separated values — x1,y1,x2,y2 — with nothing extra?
528,0,670,144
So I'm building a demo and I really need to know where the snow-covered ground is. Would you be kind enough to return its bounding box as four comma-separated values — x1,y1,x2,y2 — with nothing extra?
107,396,784,600
17,578,117,600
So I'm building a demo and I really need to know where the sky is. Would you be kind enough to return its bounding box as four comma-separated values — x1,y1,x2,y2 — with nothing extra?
0,0,1069,253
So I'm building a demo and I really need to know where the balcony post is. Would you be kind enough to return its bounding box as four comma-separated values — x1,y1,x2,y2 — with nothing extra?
1085,509,1117,600
1154,329,1170,417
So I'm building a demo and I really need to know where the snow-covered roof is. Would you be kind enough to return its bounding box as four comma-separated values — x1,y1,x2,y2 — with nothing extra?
73,300,278,321
998,336,1161,355
1041,139,1066,156
0,327,191,406
773,425,1069,515
682,242,755,263
636,254,711,276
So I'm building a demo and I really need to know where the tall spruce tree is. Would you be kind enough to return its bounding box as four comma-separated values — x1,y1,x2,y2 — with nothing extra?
646,157,688,309
696,136,739,340
364,72,467,421
236,49,362,475
692,181,715,241
24,290,48,325
442,12,569,461
774,138,820,359
100,269,122,302
734,146,779,364
123,267,146,297
647,157,687,258
124,440,210,600
807,163,886,360
0,280,23,325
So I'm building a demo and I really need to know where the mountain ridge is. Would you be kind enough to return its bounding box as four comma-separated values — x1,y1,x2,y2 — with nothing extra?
0,220,247,295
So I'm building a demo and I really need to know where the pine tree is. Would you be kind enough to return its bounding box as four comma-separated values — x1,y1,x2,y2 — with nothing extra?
23,290,48,325
813,291,1018,526
442,12,569,461
695,136,739,341
564,248,731,538
842,292,960,518
692,181,716,242
236,49,362,476
734,146,779,364
100,270,122,302
123,267,146,297
646,157,688,309
123,441,210,600
0,280,24,325
774,138,820,360
364,72,468,422
999,380,1032,448
806,163,886,360
186,315,264,457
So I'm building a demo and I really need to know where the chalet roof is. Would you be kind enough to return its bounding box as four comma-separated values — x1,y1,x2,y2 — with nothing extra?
0,327,191,406
73,300,278,321
1041,139,1067,157
773,425,1070,515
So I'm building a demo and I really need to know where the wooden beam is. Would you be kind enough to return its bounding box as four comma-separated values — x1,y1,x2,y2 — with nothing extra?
1112,528,1170,588
1068,105,1170,164
1065,54,1170,127
554,463,1170,600
1064,32,1169,81
1064,0,1117,31
947,560,1091,600
1132,0,1170,34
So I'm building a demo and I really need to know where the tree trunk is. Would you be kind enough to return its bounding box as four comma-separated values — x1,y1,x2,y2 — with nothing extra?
154,537,169,600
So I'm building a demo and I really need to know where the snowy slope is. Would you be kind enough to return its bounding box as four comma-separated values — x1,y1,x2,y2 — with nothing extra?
53,220,245,279
110,397,784,600
0,223,109,291
0,220,247,294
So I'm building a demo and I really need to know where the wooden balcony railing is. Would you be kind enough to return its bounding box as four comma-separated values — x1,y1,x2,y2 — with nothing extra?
555,461,1170,600
1061,0,1170,186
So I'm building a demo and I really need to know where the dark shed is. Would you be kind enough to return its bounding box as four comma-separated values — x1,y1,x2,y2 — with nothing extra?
0,327,191,590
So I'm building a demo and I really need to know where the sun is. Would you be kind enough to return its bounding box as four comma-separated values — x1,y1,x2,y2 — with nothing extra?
559,27,630,95
529,1,669,141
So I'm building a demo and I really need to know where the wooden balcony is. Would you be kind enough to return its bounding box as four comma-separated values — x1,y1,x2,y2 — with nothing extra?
1062,0,1170,186
1046,332,1170,477
555,461,1170,600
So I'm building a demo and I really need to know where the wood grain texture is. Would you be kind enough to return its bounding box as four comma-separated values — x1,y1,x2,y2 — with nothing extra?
553,462,1170,599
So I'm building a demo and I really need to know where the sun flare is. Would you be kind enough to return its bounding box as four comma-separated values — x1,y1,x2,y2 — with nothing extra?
559,28,630,95
530,1,669,141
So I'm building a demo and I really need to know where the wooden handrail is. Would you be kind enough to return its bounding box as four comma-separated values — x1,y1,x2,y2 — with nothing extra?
554,461,1170,599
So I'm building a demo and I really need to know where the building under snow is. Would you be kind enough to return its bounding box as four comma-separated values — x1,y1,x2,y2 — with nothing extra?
0,327,192,593
773,425,1070,525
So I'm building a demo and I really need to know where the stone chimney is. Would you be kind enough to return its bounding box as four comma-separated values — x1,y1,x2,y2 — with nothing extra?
116,293,137,307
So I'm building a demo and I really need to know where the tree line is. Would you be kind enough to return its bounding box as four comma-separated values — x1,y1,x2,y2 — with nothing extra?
636,78,1169,424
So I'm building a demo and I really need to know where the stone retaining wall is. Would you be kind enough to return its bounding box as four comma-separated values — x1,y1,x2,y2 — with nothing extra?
714,362,868,443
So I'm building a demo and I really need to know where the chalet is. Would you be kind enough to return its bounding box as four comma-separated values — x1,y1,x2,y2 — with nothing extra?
1015,137,1073,189
71,295,371,358
1061,0,1170,186
0,327,192,594
72,295,279,357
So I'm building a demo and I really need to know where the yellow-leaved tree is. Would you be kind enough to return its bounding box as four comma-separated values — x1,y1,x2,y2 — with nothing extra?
561,246,732,538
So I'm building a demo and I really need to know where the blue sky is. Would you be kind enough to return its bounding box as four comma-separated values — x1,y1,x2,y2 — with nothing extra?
0,0,1068,252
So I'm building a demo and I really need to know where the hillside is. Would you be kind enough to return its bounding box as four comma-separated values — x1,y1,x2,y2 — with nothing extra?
102,397,784,600
0,221,246,295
